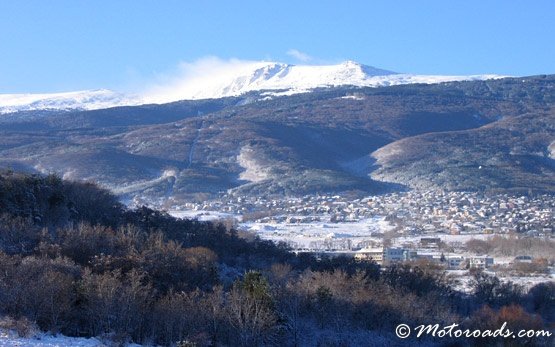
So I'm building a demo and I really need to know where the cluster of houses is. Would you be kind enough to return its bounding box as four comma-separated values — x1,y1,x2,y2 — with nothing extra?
184,190,554,237
171,191,552,273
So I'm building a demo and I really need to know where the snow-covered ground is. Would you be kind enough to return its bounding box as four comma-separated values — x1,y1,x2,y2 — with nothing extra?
164,210,497,250
110,169,177,196
169,209,238,222
236,146,270,183
239,216,497,249
240,216,394,248
0,330,110,347
449,270,555,293
500,274,555,289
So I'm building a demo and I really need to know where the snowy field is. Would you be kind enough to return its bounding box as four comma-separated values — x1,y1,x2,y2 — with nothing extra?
168,210,501,249
449,270,555,293
239,216,496,249
0,331,109,347
169,209,237,222
240,216,394,248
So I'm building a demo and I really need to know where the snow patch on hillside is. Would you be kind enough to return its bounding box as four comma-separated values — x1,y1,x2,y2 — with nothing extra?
339,156,376,177
237,146,270,183
111,169,176,195
371,141,406,163
340,93,366,101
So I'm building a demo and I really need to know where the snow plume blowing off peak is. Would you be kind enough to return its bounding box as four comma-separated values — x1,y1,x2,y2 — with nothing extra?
142,57,502,104
142,57,399,103
143,57,288,103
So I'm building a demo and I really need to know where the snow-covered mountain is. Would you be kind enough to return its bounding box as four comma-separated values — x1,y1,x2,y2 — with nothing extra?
0,89,142,114
144,60,399,103
144,60,503,103
0,61,504,113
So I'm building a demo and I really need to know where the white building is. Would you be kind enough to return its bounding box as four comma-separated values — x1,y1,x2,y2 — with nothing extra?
469,256,494,269
354,248,384,264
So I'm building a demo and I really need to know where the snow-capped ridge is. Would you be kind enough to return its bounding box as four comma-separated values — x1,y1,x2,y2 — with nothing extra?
143,60,502,103
0,89,142,114
0,60,505,113
143,60,402,103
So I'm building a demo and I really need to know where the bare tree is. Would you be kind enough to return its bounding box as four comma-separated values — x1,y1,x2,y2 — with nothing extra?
226,272,278,346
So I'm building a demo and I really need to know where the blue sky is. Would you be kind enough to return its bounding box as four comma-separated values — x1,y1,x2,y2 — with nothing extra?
0,0,554,93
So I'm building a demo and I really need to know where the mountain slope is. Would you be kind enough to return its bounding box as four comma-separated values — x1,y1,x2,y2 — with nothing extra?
371,109,555,192
0,75,553,205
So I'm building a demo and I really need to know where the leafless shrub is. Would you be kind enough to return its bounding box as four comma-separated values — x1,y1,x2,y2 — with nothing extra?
0,316,39,337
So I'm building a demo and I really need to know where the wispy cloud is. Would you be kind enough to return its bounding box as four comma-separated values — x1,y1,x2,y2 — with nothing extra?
286,49,312,63
141,56,267,104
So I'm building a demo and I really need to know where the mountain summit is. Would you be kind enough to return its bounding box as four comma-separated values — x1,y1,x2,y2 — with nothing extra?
144,60,502,103
0,61,503,113
145,61,398,102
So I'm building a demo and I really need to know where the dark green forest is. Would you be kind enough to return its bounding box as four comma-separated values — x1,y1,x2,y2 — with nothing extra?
0,170,553,346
